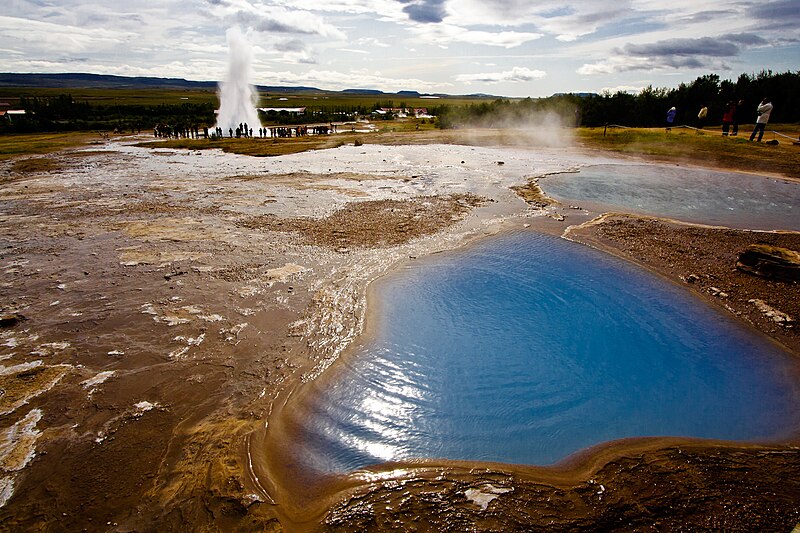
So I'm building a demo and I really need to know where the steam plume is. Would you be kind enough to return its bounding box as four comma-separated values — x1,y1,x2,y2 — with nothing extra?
216,27,262,133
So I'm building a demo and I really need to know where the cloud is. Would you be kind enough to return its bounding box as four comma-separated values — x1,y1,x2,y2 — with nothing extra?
356,37,391,48
398,0,447,23
747,0,800,28
720,33,768,46
675,9,736,24
206,1,346,39
547,5,632,42
577,56,654,75
456,66,546,83
578,32,769,75
274,38,308,53
623,38,739,58
412,23,543,48
0,15,136,54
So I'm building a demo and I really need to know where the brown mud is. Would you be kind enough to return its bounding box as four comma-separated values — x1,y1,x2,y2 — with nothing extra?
0,134,798,532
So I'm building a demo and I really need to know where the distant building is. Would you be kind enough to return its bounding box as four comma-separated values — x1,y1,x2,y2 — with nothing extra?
258,107,306,115
375,107,429,118
0,109,26,122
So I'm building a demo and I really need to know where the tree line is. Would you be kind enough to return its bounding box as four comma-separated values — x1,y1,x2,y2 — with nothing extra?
436,70,800,129
1,94,217,134
2,69,797,134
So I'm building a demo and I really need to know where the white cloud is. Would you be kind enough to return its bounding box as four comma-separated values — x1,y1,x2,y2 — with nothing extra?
206,2,346,40
356,37,391,48
456,66,546,83
411,23,543,48
0,15,136,54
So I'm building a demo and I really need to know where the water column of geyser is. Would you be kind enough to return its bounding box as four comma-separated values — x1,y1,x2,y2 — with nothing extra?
216,27,262,136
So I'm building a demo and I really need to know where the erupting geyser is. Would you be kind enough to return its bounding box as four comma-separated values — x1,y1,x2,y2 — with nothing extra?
216,27,261,134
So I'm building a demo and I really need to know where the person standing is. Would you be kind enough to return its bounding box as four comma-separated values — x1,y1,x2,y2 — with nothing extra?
721,101,736,136
749,97,773,142
697,105,708,130
666,106,676,131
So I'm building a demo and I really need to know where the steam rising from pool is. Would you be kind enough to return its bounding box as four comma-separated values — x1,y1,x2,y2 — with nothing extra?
216,27,261,133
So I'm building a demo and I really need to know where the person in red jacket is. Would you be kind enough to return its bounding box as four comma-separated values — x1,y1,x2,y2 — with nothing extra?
721,101,736,136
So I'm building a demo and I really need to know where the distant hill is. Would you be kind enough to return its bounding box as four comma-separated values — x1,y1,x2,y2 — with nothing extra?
0,72,501,99
341,88,385,95
0,73,322,94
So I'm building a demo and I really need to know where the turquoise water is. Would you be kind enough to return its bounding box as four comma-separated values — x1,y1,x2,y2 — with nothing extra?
292,232,800,473
540,164,800,230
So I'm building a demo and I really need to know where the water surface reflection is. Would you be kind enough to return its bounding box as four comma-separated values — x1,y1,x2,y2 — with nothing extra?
541,164,800,230
290,232,800,473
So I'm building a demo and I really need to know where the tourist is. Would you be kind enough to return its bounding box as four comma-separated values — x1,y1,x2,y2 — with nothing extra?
697,105,708,130
721,101,736,136
749,97,773,142
666,107,676,131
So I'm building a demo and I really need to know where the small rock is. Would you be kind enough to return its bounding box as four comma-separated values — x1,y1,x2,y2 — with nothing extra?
0,312,25,327
708,287,728,298
749,299,793,326
683,274,700,284
164,269,187,280
737,244,800,281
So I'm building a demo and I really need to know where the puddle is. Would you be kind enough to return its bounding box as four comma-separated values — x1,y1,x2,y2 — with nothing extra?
540,164,800,230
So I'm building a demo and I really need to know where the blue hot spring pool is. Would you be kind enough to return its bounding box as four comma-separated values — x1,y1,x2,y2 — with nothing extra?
540,164,800,231
290,232,800,473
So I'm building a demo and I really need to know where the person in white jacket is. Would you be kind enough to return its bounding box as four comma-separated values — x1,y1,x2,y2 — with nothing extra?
749,97,773,142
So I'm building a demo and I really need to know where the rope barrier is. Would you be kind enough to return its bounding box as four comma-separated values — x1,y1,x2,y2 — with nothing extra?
602,124,800,143
769,130,800,142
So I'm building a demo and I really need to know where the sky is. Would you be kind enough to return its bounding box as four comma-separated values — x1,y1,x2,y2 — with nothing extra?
1,0,798,97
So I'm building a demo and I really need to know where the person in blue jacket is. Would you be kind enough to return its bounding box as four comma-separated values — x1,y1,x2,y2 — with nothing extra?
666,107,676,131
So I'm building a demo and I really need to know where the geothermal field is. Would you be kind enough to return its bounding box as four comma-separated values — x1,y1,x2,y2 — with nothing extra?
1,23,799,533
0,129,799,531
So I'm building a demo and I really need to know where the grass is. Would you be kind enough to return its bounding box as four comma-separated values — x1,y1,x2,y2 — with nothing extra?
0,132,99,160
0,87,489,109
9,157,62,174
577,125,800,179
0,87,219,107
137,135,350,157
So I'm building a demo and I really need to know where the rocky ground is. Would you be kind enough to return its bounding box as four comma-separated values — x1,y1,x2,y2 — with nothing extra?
566,214,799,354
0,134,798,532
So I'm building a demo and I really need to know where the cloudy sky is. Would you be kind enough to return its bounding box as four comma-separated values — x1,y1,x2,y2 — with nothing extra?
1,0,797,97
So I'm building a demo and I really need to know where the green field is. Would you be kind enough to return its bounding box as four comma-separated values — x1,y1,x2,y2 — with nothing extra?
577,126,800,179
0,132,99,159
0,87,219,107
0,86,489,109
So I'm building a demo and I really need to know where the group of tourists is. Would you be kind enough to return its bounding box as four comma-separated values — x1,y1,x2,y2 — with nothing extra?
262,124,336,138
154,123,206,139
200,123,340,139
666,97,775,142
